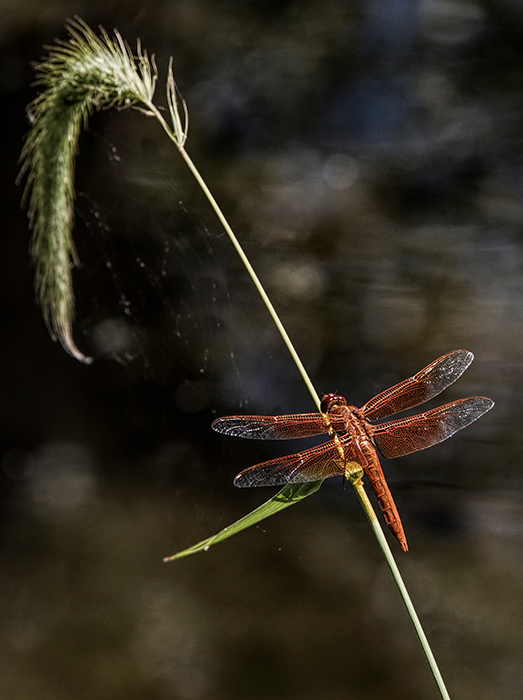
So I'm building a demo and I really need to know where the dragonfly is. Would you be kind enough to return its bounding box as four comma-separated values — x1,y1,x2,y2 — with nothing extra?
212,350,494,551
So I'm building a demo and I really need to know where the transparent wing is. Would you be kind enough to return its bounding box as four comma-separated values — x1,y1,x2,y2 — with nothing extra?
361,349,475,422
212,413,346,440
233,438,361,487
371,396,494,459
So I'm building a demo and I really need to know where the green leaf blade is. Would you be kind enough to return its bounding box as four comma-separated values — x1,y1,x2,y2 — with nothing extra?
163,479,323,561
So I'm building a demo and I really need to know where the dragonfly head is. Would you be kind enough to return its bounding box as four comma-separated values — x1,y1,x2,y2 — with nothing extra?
321,393,348,414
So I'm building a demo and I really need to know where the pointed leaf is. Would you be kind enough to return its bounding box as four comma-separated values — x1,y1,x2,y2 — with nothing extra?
163,479,322,561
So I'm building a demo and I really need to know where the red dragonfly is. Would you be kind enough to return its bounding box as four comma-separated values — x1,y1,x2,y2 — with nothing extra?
212,350,494,551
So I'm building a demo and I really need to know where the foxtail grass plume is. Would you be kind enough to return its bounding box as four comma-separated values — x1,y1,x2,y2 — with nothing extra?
19,17,187,362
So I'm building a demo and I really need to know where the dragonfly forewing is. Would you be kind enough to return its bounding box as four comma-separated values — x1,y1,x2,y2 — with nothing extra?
212,413,348,440
361,349,474,422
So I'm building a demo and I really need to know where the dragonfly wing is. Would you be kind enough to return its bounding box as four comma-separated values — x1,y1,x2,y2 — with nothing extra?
212,413,332,440
233,439,358,487
371,397,494,459
361,350,475,421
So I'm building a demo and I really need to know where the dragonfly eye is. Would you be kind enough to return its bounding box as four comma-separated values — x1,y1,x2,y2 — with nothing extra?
321,393,347,413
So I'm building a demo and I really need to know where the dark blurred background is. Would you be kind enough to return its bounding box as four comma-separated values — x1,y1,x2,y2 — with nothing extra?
1,1,521,699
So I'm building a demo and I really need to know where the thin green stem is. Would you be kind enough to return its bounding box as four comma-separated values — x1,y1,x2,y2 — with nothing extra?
180,147,322,411
149,104,321,411
151,48,453,700
350,473,452,700
153,101,451,698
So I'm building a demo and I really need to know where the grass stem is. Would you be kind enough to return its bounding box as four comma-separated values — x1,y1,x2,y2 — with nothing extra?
149,100,321,410
350,473,451,700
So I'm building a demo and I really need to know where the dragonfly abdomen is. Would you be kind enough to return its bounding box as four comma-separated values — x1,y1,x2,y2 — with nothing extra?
359,439,408,552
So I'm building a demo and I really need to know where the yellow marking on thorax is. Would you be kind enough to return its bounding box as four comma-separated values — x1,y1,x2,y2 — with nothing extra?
322,413,346,462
